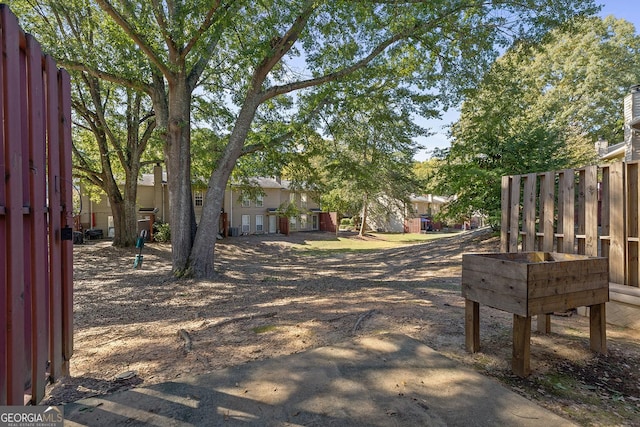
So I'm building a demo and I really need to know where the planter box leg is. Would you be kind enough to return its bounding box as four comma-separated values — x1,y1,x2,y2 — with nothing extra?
465,299,480,353
536,314,551,333
589,303,606,354
512,314,531,377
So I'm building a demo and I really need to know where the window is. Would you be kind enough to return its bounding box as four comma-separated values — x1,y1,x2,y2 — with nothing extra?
256,215,264,232
289,192,296,203
195,191,203,207
289,216,297,230
256,195,264,207
241,193,250,207
301,193,307,208
241,215,250,233
300,214,308,229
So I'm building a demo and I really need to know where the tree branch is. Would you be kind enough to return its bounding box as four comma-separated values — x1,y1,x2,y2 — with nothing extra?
95,0,173,78
150,0,179,58
61,60,153,94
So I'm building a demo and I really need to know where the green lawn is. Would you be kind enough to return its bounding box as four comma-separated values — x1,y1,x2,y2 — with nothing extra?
291,231,461,254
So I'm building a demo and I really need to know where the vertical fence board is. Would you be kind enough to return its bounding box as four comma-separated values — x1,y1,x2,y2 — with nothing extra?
523,173,536,251
59,69,74,372
45,55,63,383
627,163,639,287
539,172,555,252
610,162,626,284
601,166,611,260
509,176,521,252
584,166,599,257
0,6,7,405
561,170,575,253
2,6,27,405
577,169,587,255
501,176,510,252
26,34,49,404
19,22,33,404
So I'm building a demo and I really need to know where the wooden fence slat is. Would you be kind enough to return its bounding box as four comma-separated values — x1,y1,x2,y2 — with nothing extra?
610,162,626,284
45,54,64,383
19,20,33,404
539,172,555,252
584,165,599,257
601,166,611,260
561,170,575,253
59,69,74,373
626,162,639,287
2,5,27,405
509,176,521,252
501,176,510,252
26,34,49,404
523,173,536,251
0,5,7,405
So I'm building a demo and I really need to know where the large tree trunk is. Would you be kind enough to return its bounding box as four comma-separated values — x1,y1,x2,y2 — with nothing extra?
165,76,196,275
111,174,139,246
110,198,135,246
188,96,261,278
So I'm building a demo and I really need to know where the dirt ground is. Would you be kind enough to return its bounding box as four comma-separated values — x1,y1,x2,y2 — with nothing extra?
44,229,640,426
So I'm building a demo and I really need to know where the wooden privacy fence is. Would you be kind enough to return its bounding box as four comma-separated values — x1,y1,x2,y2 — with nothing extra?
1,5,74,405
501,161,640,328
501,163,628,280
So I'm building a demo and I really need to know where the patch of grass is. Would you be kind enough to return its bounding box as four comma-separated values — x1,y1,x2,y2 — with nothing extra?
292,232,458,254
252,325,278,334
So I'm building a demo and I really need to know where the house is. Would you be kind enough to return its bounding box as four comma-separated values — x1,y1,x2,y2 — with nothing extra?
365,194,448,233
76,165,328,238
597,84,640,161
220,177,324,235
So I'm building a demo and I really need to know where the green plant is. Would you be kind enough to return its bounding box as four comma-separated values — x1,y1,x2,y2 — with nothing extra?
153,221,171,242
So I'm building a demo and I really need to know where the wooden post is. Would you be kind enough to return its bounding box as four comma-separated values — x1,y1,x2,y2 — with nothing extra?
465,299,480,353
536,315,551,334
512,315,531,377
589,303,607,354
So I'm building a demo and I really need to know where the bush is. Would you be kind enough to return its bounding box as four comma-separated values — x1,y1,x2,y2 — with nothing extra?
340,218,354,227
153,221,171,242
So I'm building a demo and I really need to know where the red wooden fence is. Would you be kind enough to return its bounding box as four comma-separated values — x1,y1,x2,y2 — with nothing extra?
1,5,73,405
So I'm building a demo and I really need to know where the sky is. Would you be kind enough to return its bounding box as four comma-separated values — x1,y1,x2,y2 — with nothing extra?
414,0,640,161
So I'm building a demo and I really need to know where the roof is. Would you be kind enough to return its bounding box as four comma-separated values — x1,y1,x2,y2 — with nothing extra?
602,141,625,161
410,194,449,204
138,172,167,186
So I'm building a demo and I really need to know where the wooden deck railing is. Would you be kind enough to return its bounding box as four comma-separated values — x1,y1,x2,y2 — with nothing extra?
1,5,73,405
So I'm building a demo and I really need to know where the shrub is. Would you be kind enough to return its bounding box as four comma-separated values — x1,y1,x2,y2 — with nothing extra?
153,221,171,242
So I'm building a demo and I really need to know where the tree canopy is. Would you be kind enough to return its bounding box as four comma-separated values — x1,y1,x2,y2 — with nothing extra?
432,16,640,226
9,0,599,277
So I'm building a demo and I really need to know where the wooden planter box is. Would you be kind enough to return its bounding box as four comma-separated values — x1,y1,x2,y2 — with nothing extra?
462,252,609,317
461,252,609,376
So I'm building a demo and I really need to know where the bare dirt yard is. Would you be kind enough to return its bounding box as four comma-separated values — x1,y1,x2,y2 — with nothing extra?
45,229,640,426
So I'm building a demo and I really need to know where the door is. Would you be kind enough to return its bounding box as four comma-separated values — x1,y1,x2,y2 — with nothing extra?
269,215,277,233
